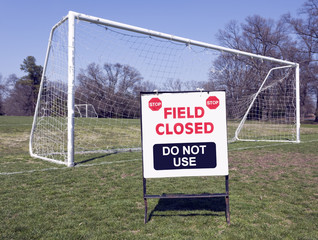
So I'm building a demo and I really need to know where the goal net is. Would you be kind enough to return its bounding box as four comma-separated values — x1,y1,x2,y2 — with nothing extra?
30,11,300,166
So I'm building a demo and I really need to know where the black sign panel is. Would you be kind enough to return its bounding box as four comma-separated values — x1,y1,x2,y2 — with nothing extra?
153,142,216,170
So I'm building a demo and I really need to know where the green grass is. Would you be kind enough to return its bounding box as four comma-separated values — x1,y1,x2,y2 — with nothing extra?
0,116,317,239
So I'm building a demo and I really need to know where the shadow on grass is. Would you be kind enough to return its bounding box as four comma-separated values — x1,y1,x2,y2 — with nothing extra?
75,153,114,165
74,148,141,165
148,194,226,221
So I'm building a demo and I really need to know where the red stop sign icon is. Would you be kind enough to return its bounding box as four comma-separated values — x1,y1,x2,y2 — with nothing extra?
148,98,162,111
206,96,219,109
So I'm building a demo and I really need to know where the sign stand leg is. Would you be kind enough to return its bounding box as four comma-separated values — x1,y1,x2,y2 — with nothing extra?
143,177,148,223
225,175,230,225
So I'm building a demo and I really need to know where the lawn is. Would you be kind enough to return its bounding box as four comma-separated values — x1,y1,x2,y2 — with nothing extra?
0,116,317,239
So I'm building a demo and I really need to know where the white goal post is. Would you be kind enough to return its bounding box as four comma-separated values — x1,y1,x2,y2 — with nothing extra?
29,11,300,166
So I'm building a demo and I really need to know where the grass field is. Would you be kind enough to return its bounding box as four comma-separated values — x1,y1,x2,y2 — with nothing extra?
0,116,317,239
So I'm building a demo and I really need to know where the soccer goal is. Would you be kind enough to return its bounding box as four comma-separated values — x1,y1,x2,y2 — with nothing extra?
29,11,300,166
75,104,98,118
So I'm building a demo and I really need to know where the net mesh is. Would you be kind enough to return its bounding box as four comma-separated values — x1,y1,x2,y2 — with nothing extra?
30,16,298,165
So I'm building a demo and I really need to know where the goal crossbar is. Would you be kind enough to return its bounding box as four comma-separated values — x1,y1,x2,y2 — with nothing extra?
73,11,297,66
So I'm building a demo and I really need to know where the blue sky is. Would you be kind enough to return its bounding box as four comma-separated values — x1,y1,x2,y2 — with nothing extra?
0,0,304,78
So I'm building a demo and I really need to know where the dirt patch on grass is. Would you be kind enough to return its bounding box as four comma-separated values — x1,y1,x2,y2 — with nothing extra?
0,132,30,154
229,150,318,181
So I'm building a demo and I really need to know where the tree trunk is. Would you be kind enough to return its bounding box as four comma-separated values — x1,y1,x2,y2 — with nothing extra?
315,97,318,122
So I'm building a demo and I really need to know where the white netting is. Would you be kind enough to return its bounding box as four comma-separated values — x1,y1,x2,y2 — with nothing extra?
227,66,297,142
30,14,298,165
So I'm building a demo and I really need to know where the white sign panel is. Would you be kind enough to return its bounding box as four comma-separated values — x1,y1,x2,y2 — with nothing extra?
141,91,228,178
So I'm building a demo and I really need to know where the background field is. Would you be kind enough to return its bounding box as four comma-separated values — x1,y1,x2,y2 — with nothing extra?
0,116,317,239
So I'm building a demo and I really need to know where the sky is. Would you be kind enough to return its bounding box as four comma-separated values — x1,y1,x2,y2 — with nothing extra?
0,0,305,79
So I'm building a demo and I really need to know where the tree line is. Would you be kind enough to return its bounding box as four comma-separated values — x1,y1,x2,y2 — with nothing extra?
0,56,42,116
0,0,317,121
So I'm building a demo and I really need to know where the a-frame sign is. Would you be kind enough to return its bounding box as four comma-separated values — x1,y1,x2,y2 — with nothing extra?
140,91,230,224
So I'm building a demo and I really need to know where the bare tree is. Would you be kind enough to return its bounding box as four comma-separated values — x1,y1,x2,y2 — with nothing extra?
284,0,318,121
163,79,183,91
3,57,43,116
3,74,35,116
0,74,5,115
76,62,143,118
211,15,299,120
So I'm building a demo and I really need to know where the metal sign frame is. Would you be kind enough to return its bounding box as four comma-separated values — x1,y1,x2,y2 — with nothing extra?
142,176,230,224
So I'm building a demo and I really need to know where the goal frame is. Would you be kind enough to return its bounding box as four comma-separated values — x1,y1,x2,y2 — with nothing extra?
29,11,300,167
233,65,299,143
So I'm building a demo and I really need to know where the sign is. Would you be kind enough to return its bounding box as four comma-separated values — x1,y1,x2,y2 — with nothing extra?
206,96,219,109
148,97,162,111
140,91,228,178
153,142,216,170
